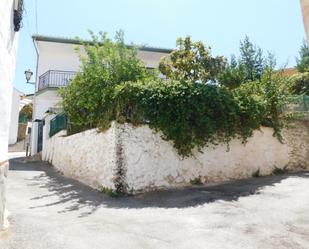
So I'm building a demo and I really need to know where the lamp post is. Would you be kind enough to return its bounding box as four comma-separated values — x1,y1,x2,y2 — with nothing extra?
24,69,35,84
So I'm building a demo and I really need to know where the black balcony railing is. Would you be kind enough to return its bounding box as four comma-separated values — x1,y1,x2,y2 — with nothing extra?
38,70,77,90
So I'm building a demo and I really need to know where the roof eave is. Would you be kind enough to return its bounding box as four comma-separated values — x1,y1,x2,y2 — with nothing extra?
32,35,173,53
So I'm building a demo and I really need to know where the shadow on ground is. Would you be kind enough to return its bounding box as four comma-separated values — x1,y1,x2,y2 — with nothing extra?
9,157,309,217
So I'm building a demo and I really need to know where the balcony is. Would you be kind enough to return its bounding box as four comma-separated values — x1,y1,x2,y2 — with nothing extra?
38,70,77,91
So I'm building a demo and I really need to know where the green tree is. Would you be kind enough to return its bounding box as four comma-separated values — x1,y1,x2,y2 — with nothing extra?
218,55,246,89
60,31,151,133
219,36,268,89
158,36,226,83
19,103,33,123
239,36,265,81
296,40,309,73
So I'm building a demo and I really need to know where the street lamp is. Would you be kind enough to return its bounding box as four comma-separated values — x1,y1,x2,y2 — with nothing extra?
24,69,34,84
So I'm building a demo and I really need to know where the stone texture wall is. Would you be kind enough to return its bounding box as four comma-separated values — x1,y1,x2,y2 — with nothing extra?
42,121,118,190
282,120,309,169
43,121,309,194
120,123,306,192
0,0,19,230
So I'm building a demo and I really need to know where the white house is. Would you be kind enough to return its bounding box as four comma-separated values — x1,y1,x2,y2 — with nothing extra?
30,35,172,155
0,0,21,230
8,88,24,145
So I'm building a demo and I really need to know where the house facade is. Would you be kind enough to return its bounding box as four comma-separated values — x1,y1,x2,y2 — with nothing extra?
0,0,21,230
30,35,172,155
8,88,24,145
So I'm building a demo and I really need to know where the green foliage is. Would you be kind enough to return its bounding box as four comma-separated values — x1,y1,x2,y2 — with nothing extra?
296,41,309,73
218,55,246,89
239,36,265,81
115,80,266,156
61,33,286,157
19,103,33,123
236,65,289,140
288,72,309,95
158,36,226,83
272,165,289,175
219,37,269,89
99,187,118,197
60,31,152,133
252,169,260,178
190,176,203,185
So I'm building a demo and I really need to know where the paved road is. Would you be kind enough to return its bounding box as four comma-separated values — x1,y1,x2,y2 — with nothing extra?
1,155,309,249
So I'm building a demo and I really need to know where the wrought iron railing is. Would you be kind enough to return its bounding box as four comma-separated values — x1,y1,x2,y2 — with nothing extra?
38,70,77,90
49,112,67,137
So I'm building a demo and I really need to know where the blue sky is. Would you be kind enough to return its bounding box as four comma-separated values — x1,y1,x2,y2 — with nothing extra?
16,0,306,94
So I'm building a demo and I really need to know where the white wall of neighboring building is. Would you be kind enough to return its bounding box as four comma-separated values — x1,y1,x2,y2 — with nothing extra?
35,42,81,91
35,41,169,90
9,88,22,145
0,0,19,230
30,89,61,155
33,90,62,120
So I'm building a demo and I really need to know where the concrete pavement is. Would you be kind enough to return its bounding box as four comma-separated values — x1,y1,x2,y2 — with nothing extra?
1,155,309,248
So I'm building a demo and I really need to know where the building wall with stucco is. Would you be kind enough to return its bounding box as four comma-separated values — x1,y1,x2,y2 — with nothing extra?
0,0,19,230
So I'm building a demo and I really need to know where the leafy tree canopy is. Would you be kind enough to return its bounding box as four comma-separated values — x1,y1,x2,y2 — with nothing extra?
239,36,265,81
19,103,33,121
158,36,226,83
219,36,271,89
60,31,152,133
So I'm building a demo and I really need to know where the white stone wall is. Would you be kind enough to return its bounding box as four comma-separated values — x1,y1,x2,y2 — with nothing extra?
0,0,19,230
42,122,118,190
43,122,308,194
121,125,291,192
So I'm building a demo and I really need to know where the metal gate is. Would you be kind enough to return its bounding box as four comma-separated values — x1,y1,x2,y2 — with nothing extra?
37,121,43,152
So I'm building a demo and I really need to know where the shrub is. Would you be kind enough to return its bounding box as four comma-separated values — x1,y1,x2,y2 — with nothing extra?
218,55,247,90
61,33,285,157
236,65,289,141
19,103,33,123
288,73,309,95
272,165,289,175
115,80,266,156
252,169,261,178
60,31,152,133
